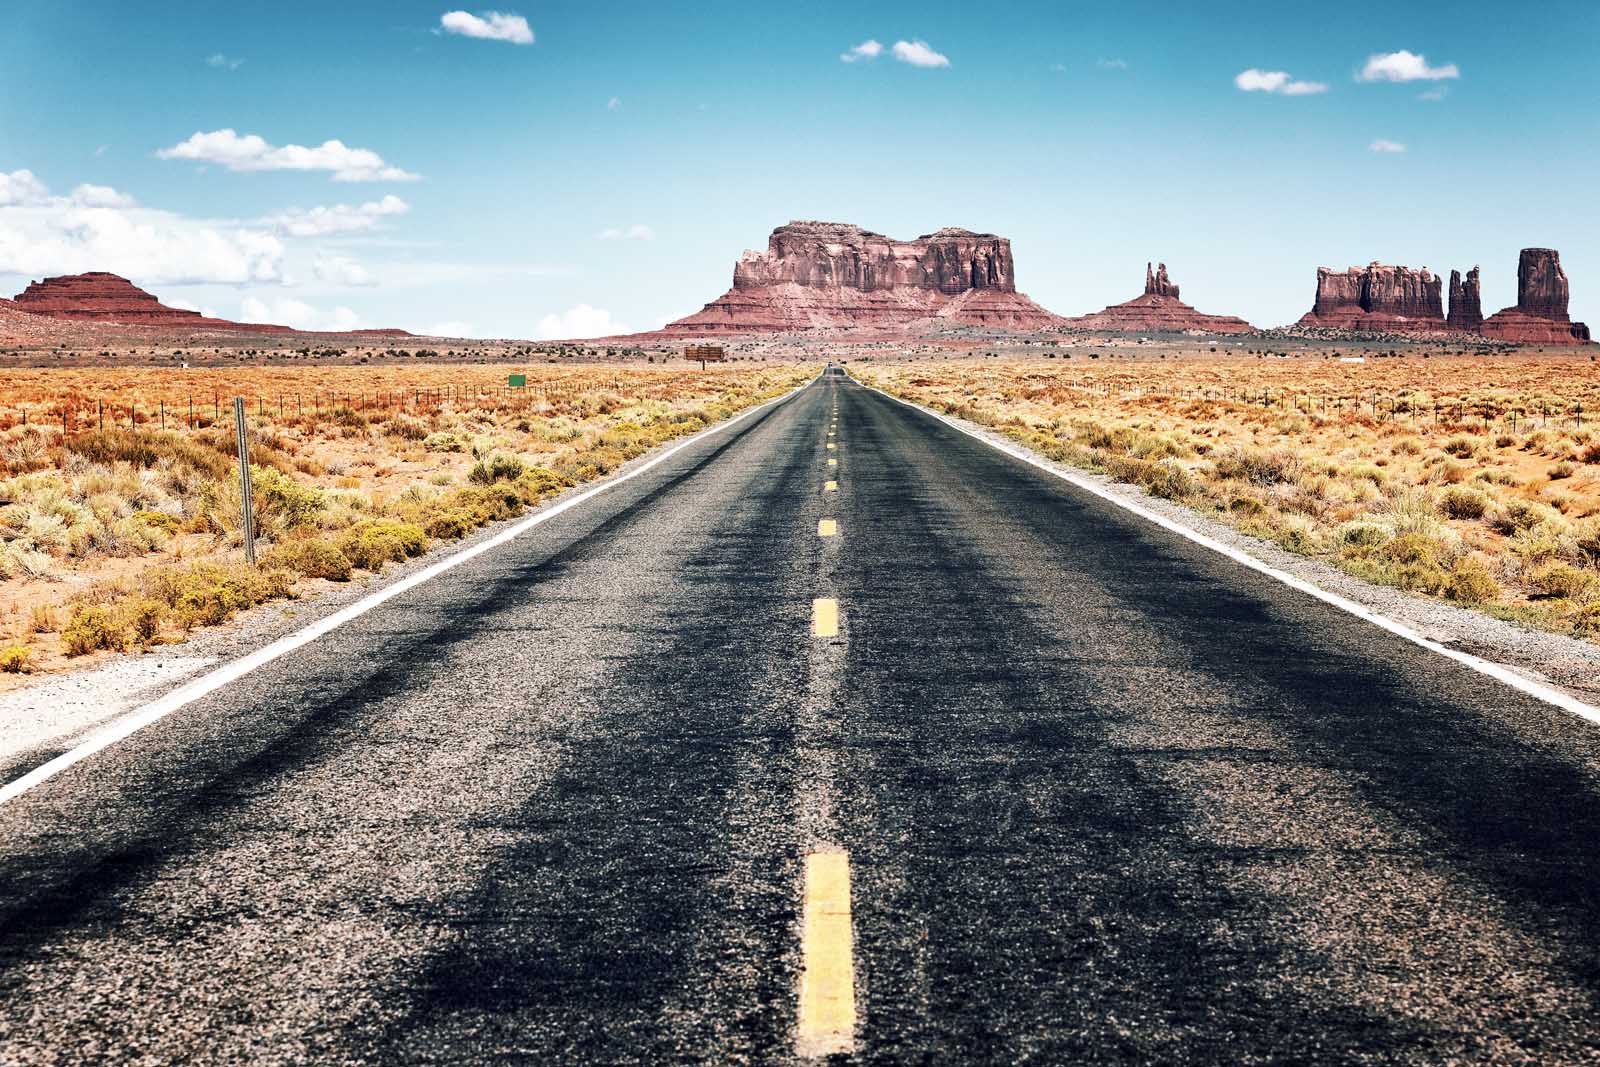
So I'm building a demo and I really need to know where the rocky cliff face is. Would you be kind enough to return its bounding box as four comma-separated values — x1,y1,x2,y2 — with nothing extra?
1061,262,1253,335
1299,263,1445,330
1481,248,1591,344
1447,268,1483,331
1145,262,1180,299
664,221,1064,335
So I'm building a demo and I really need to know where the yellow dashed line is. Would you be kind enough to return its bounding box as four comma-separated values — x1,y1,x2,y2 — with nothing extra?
811,598,839,637
818,519,838,537
796,850,856,1058
827,458,837,467
826,443,836,451
824,480,837,491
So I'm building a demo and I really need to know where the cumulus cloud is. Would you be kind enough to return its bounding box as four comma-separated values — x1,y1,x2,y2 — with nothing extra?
841,39,882,62
891,40,949,68
241,296,364,332
1097,58,1128,70
266,194,410,237
206,53,243,70
0,170,49,206
1358,50,1459,83
535,304,629,340
439,10,534,44
595,224,654,241
1234,69,1328,95
313,254,375,286
71,183,135,208
157,129,420,182
1369,139,1407,153
0,171,285,285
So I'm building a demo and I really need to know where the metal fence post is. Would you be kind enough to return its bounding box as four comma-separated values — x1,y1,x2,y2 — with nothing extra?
233,397,257,565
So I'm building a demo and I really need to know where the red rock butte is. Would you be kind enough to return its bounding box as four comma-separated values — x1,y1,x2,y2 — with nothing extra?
1297,263,1447,333
1060,262,1253,334
660,221,1065,335
9,272,409,337
1480,248,1592,345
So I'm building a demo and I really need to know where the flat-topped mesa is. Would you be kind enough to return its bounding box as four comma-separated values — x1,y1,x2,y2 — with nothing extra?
1447,268,1483,332
1298,263,1445,331
729,221,1017,295
666,220,1065,335
9,271,410,337
1481,248,1592,344
1060,261,1253,335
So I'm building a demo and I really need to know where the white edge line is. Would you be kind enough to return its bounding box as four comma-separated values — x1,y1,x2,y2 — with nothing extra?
865,380,1600,728
0,379,814,807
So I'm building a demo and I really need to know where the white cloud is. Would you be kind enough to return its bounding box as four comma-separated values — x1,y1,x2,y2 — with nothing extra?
439,10,533,44
1234,69,1328,95
1097,58,1128,70
0,172,285,285
841,39,882,62
71,183,135,208
1358,50,1459,83
607,96,621,110
1418,87,1449,102
596,224,654,241
0,170,49,206
1369,139,1407,153
535,304,629,340
891,40,949,68
267,194,410,237
240,295,364,331
313,254,375,286
206,53,243,70
157,129,420,182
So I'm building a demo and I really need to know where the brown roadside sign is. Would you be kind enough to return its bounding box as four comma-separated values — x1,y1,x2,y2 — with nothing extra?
685,345,726,363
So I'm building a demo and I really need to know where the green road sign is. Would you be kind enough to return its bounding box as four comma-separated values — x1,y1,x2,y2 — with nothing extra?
508,374,526,387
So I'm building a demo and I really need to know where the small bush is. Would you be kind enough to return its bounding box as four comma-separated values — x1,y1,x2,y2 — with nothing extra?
338,520,428,571
423,432,468,453
268,537,353,581
469,452,526,484
142,562,295,630
1337,521,1391,555
1550,462,1575,480
132,510,182,534
1443,436,1478,458
1438,485,1489,520
423,509,477,540
62,605,129,656
1446,558,1501,605
1531,563,1596,603
0,645,34,673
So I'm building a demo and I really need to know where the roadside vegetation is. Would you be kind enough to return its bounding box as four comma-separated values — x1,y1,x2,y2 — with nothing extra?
862,356,1600,643
0,365,810,680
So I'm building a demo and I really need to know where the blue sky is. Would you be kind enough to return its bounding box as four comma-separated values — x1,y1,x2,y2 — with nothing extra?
2,1,1597,337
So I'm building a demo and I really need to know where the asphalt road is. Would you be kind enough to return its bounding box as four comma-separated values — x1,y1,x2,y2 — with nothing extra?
5,371,1600,1064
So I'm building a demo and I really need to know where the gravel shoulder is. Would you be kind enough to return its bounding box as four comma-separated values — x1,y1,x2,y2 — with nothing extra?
877,386,1600,712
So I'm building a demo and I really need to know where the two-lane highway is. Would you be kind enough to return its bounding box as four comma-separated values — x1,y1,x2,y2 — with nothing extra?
4,372,1600,1064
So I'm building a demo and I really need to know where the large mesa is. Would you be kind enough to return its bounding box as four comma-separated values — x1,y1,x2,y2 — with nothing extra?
1297,263,1446,333
661,221,1065,335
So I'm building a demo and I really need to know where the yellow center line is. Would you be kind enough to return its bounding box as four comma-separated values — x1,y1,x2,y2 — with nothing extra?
826,443,836,450
827,458,837,467
824,480,837,491
796,850,856,1058
811,598,839,637
817,519,838,537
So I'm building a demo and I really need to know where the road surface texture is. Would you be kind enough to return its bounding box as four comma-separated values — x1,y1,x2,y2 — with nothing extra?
4,371,1600,1065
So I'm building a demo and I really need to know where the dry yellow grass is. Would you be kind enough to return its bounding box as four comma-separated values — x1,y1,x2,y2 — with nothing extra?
0,364,812,681
862,355,1600,641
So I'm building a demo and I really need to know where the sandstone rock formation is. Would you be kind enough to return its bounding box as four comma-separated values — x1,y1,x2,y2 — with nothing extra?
1297,263,1446,332
10,272,408,337
1059,262,1253,334
1481,248,1592,344
662,221,1065,334
1447,267,1483,332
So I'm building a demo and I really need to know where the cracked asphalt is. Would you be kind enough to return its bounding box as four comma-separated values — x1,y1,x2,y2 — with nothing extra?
4,370,1600,1064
